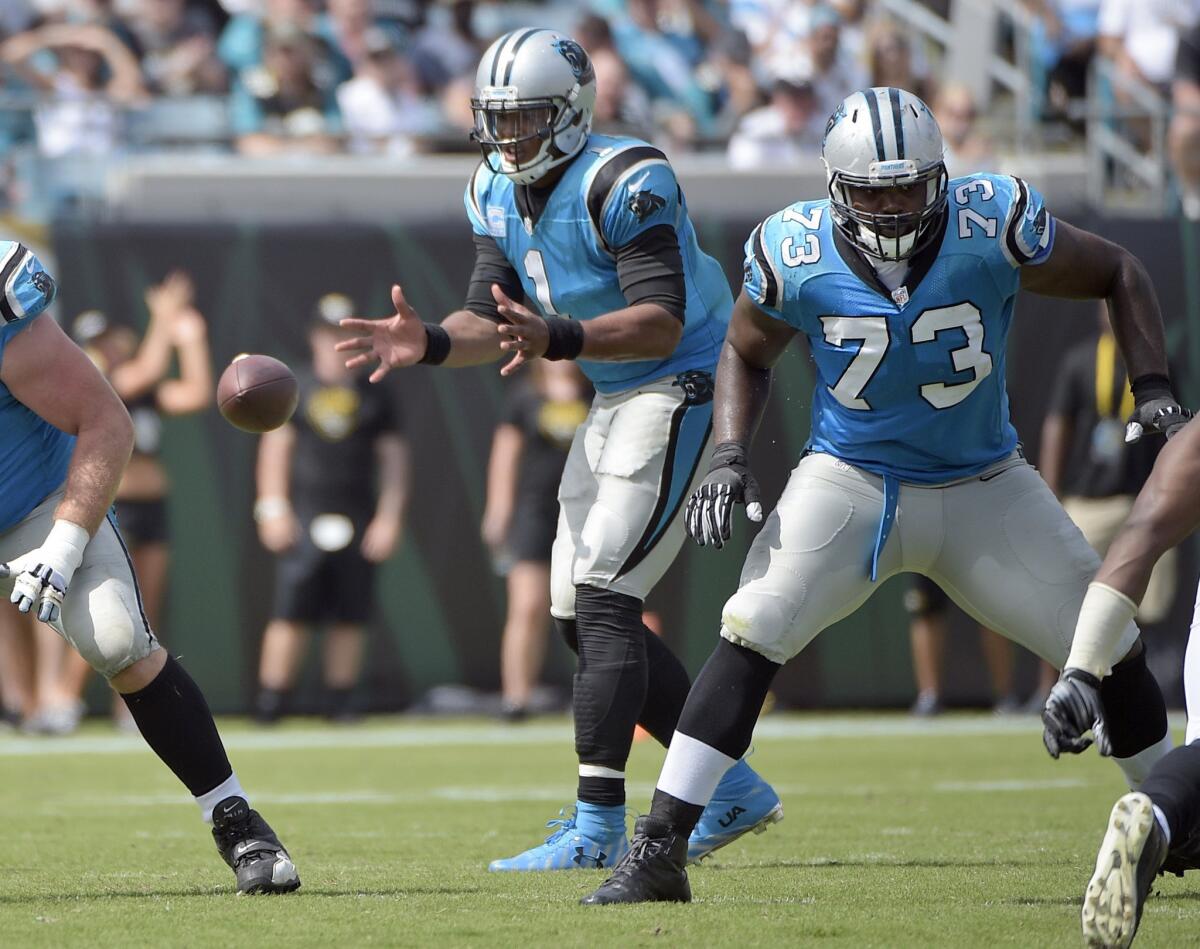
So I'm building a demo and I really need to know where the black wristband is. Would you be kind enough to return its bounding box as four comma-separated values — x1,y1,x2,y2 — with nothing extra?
543,316,585,361
1130,372,1173,403
419,323,451,366
710,441,749,471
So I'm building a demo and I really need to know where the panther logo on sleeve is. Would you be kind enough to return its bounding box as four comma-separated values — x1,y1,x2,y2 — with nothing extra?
628,190,666,222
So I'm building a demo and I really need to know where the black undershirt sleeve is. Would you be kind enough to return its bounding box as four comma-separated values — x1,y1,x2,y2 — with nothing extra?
614,224,686,322
464,233,524,323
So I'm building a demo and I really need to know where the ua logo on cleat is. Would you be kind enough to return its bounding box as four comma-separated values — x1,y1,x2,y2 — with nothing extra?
573,847,608,869
718,806,746,829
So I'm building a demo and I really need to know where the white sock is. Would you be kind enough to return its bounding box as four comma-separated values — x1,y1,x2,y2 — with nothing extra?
1115,732,1174,789
1152,804,1173,845
195,772,248,824
657,732,736,806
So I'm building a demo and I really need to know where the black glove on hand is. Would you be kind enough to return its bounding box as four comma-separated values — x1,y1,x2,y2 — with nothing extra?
1042,668,1111,759
684,442,763,549
1126,374,1193,442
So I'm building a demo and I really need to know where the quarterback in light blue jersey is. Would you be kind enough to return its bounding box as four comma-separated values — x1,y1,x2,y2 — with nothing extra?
585,87,1192,908
338,29,780,873
0,242,300,895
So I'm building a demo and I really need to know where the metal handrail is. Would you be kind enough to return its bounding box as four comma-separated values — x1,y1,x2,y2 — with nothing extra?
1086,56,1171,214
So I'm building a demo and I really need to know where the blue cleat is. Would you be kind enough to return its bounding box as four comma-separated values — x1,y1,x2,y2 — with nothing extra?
687,759,783,863
488,802,630,872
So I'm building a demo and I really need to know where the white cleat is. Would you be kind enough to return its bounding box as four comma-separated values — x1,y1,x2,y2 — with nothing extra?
1082,792,1167,949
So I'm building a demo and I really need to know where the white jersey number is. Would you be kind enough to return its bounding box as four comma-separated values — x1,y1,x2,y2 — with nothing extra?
821,303,991,411
523,249,558,315
820,315,889,410
910,302,993,408
779,207,824,266
953,179,998,239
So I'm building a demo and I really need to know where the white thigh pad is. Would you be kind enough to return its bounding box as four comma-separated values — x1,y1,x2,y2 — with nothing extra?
720,459,882,664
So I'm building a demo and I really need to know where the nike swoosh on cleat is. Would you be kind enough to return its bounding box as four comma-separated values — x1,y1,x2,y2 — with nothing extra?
234,840,267,857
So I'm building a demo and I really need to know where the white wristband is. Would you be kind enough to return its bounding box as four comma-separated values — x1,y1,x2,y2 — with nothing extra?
45,519,90,576
253,497,292,523
1065,582,1139,680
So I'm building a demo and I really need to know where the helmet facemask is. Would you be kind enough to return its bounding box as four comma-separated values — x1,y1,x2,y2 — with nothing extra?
827,158,948,261
471,91,587,185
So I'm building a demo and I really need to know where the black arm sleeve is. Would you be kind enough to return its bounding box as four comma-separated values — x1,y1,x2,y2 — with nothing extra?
464,233,524,323
614,224,686,322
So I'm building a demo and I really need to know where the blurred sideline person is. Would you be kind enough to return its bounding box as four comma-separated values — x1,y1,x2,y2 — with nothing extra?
1077,416,1200,948
0,608,35,727
337,28,780,873
906,576,1018,716
0,240,299,894
582,86,1187,906
482,361,590,721
51,272,214,733
253,294,408,724
1034,304,1177,710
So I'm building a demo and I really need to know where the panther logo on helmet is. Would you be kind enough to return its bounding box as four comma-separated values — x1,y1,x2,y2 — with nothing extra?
553,39,593,83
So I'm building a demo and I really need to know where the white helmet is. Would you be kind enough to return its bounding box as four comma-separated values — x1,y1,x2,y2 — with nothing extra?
821,87,948,261
471,29,597,185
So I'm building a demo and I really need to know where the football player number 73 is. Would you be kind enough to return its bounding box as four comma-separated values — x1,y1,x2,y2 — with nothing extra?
821,302,993,411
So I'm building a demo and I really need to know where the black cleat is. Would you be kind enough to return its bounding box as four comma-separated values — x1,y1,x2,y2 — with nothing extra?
211,796,301,895
580,816,691,905
1082,792,1168,948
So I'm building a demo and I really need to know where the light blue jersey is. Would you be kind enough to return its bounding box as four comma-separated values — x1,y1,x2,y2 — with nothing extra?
0,242,72,533
744,173,1055,484
465,134,731,394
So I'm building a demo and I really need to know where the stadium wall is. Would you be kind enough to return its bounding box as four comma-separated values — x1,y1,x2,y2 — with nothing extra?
50,211,1200,714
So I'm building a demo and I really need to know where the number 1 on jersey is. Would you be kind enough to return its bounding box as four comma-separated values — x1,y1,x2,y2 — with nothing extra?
523,249,558,316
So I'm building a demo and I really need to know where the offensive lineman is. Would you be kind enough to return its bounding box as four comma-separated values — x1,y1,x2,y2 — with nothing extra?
581,86,1189,904
336,29,779,871
0,242,300,895
1076,413,1200,948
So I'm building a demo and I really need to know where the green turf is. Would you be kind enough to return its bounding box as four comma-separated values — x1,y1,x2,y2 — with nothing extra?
0,714,1195,947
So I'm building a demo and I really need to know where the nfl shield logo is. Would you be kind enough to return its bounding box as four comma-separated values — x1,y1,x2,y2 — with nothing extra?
891,286,909,307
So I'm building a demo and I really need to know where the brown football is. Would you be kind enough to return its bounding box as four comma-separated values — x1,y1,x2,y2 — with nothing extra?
217,354,299,433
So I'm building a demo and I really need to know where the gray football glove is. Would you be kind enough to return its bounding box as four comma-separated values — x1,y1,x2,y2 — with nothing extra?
1042,668,1111,759
685,442,763,549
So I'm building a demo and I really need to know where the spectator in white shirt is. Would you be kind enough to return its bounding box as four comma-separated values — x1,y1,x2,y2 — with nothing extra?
727,76,821,170
336,26,441,155
1098,0,1200,92
1,21,145,158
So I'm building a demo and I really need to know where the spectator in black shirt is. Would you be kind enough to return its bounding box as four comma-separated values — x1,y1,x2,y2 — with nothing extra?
482,362,590,721
253,294,409,723
1033,304,1177,702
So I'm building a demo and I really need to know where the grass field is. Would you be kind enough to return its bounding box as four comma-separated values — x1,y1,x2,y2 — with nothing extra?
0,713,1196,948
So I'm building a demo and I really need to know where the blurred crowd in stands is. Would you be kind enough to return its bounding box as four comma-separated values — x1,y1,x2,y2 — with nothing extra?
0,1,1199,206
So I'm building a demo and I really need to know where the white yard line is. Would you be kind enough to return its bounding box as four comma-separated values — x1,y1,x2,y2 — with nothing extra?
0,712,1185,758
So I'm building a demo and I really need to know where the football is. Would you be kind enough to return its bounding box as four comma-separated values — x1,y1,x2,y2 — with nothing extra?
216,353,299,433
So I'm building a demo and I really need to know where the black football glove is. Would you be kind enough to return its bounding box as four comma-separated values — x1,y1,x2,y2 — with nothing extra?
1126,375,1193,442
685,442,763,549
1042,668,1111,759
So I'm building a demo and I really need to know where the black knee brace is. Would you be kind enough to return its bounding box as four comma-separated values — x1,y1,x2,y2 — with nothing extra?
557,609,691,750
572,585,648,769
1101,640,1169,759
